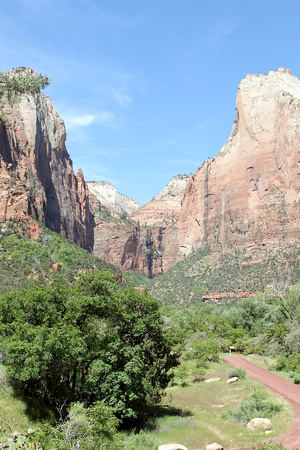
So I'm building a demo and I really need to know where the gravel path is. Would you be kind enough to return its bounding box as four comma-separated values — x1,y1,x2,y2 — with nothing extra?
223,354,300,449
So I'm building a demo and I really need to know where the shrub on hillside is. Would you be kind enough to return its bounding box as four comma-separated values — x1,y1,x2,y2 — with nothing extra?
222,390,283,424
228,367,246,379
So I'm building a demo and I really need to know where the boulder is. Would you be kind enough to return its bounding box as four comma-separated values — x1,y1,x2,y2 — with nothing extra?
205,377,222,383
247,418,272,430
158,445,188,450
227,376,238,384
206,443,223,450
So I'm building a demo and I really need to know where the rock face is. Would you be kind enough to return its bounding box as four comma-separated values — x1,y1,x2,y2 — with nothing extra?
90,175,189,277
87,181,140,217
129,174,192,226
2,67,300,279
0,68,91,248
96,67,300,277
91,219,180,278
177,68,300,256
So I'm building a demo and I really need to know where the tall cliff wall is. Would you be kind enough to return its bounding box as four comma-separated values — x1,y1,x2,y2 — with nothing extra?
0,68,91,248
177,68,300,255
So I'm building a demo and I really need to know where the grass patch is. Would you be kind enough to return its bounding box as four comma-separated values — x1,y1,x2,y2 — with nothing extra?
124,360,292,449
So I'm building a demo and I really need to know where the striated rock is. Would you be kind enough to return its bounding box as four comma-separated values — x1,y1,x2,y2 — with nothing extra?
87,181,140,217
177,68,300,256
130,174,192,226
92,220,181,278
0,68,91,249
247,418,272,430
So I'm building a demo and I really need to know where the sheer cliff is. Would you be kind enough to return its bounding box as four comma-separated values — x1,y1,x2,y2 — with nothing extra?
177,68,300,256
0,68,91,248
1,67,299,279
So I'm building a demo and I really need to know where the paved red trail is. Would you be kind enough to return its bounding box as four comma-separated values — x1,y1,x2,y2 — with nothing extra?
223,354,300,449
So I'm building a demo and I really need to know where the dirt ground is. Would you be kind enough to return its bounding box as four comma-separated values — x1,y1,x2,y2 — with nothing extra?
223,354,300,449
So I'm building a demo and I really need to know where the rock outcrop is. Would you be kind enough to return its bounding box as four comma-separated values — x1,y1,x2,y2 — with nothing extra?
177,68,300,256
90,175,188,277
0,68,91,248
87,181,140,218
129,174,192,226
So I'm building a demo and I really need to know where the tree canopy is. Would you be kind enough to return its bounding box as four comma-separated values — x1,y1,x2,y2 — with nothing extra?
0,271,178,422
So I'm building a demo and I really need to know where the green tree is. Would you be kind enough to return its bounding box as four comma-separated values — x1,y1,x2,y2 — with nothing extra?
0,68,51,124
0,271,178,422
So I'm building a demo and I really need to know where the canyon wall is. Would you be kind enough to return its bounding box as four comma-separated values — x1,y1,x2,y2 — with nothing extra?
1,67,299,278
0,68,91,248
177,68,300,256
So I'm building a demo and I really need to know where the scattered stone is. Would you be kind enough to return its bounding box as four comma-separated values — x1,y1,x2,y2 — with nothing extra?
227,376,238,384
247,418,272,431
206,443,223,450
158,444,188,450
205,377,222,383
265,430,273,435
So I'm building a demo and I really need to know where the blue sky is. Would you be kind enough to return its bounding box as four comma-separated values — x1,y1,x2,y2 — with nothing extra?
1,0,300,205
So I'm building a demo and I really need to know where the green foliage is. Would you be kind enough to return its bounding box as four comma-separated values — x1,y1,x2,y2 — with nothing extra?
274,353,300,373
0,69,51,123
36,401,124,449
228,367,246,379
147,247,300,306
222,390,283,424
0,271,178,422
0,219,117,295
247,444,287,450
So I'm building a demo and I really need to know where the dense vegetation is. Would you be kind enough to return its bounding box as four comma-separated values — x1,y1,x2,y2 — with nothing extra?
135,246,300,306
0,271,178,421
0,218,299,447
0,219,117,294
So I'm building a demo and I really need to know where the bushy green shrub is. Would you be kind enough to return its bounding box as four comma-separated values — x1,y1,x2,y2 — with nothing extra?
275,353,300,373
222,390,283,424
228,367,246,379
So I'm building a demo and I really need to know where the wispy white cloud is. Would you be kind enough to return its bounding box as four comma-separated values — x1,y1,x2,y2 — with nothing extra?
109,88,132,108
64,114,96,129
62,111,119,132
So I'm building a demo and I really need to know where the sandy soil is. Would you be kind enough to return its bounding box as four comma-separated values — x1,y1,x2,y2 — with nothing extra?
223,354,300,449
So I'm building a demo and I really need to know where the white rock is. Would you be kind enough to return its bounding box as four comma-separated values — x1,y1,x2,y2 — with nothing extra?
227,376,238,384
206,443,224,450
158,444,188,450
247,418,272,430
205,377,222,383
87,180,140,217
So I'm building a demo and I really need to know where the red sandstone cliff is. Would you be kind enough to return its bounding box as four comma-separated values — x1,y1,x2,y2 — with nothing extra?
0,68,91,248
177,68,300,256
89,174,190,277
1,67,299,278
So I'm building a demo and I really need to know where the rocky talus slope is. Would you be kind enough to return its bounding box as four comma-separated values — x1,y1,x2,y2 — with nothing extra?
178,68,300,256
0,68,91,248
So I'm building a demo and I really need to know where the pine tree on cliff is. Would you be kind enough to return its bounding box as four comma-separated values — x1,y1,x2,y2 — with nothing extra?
0,67,51,124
